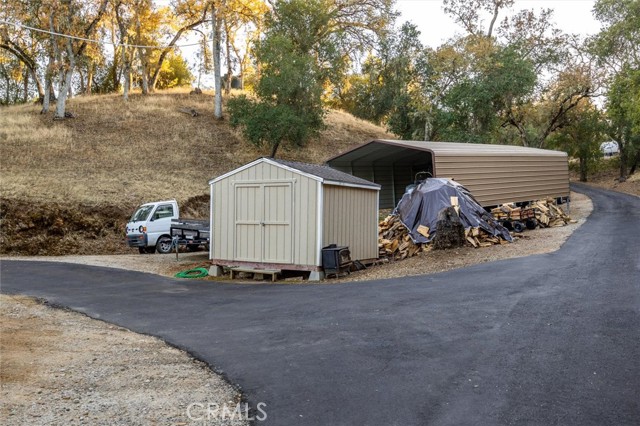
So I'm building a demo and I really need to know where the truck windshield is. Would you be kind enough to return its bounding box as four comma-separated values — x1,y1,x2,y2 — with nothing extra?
130,205,154,222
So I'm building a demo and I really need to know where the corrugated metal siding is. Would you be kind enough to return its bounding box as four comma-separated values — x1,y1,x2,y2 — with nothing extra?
322,185,379,261
434,154,570,206
373,166,395,208
393,164,414,205
212,161,318,266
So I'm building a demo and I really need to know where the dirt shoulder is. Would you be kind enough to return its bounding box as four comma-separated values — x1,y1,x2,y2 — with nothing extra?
4,191,592,283
0,294,247,426
570,167,640,198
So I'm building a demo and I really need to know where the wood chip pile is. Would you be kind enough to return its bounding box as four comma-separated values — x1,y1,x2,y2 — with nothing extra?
491,199,573,228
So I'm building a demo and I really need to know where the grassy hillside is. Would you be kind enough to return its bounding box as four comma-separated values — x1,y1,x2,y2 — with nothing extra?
0,89,393,255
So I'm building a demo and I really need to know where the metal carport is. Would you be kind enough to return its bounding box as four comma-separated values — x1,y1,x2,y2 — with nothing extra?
326,140,570,208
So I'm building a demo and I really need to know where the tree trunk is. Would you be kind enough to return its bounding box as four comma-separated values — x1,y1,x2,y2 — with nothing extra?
68,72,73,98
224,22,232,95
116,4,131,101
41,72,51,113
86,63,93,95
139,49,149,95
579,156,587,182
212,3,223,119
55,38,75,119
78,68,85,93
4,74,9,105
619,141,628,179
424,113,432,141
630,150,640,175
122,49,130,101
23,69,29,103
111,23,121,92
270,142,280,158
41,14,56,113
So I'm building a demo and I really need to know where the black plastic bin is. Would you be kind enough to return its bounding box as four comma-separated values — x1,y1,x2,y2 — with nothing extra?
321,244,352,278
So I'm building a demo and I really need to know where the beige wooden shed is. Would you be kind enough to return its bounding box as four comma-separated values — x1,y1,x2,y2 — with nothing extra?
208,158,380,279
327,140,570,208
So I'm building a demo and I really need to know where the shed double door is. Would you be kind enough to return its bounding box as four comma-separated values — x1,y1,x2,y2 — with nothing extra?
234,182,293,264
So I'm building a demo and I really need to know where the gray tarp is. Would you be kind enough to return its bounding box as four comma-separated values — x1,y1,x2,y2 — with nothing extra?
393,178,512,244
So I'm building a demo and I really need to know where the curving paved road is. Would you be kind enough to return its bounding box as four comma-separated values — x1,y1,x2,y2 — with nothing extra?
2,184,639,425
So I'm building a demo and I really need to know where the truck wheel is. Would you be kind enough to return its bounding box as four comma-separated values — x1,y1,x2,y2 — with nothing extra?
156,237,173,254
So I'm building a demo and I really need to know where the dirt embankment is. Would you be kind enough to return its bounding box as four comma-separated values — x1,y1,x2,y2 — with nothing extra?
0,194,210,256
0,295,248,426
0,199,129,256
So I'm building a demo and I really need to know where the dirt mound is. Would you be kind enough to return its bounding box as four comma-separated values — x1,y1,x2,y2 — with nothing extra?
179,193,210,219
0,198,130,256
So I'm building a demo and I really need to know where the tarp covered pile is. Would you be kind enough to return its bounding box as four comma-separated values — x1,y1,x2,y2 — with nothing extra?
378,178,512,260
395,178,512,244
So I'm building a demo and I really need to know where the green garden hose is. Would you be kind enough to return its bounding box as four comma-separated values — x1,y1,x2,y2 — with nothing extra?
175,267,209,279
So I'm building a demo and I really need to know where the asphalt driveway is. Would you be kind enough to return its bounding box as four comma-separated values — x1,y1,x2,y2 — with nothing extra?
2,184,639,425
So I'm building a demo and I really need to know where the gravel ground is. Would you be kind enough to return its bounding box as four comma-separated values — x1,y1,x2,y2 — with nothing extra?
0,295,248,426
338,191,592,282
2,192,592,283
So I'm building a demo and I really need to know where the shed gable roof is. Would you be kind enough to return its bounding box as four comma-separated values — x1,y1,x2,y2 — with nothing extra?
209,157,380,189
271,159,379,189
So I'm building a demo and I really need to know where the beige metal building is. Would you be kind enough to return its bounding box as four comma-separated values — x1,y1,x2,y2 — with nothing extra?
208,158,380,278
326,140,570,208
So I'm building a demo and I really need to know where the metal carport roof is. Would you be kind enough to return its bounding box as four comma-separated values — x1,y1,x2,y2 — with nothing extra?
326,140,569,208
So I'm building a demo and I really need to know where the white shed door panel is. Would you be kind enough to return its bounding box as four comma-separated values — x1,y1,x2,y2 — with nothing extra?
234,185,262,262
233,182,293,264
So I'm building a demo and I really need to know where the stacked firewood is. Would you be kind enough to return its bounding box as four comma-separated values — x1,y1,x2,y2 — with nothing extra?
378,215,507,260
463,227,510,248
491,199,573,228
532,199,574,227
378,215,426,260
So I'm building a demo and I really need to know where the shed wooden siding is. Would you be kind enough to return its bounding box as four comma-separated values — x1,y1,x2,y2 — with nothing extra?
322,185,379,261
434,154,569,206
212,161,318,266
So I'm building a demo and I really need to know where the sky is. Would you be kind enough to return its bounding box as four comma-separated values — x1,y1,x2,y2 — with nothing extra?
395,0,602,47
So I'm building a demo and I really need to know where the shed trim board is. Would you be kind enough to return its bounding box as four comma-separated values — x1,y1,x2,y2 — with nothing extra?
326,139,570,208
209,157,380,191
316,180,324,266
210,259,323,272
209,181,214,260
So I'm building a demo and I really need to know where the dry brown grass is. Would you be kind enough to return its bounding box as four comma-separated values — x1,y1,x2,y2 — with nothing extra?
0,89,392,208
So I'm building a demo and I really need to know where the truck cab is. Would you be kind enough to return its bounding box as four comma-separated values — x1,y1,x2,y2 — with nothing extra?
126,200,179,253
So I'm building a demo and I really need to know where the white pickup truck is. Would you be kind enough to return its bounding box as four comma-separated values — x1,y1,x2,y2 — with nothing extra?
126,199,209,254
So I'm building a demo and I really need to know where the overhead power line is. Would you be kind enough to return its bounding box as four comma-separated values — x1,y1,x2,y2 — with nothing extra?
0,20,204,49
